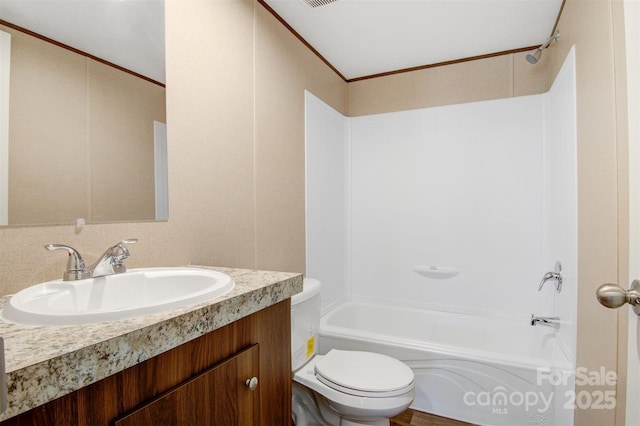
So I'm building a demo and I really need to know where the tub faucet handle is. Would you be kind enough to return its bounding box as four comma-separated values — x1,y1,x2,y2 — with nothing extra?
538,261,562,292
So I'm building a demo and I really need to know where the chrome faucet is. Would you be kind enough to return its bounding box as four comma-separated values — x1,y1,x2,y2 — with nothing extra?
530,314,561,330
45,239,138,281
89,239,138,277
44,244,90,281
538,261,563,292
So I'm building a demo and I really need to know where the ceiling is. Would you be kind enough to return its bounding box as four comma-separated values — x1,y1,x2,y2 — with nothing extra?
0,0,563,84
262,0,564,80
0,0,165,84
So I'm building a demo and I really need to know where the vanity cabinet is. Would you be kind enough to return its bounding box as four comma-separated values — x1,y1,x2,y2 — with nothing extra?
1,299,292,426
115,344,260,425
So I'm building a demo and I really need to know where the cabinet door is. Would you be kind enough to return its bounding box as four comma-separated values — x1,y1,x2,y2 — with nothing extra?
114,344,260,426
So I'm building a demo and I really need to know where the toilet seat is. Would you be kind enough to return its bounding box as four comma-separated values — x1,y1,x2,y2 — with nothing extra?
291,279,416,425
293,353,415,419
314,349,414,397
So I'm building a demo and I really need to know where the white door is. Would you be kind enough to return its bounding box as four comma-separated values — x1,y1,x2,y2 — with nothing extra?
626,0,640,424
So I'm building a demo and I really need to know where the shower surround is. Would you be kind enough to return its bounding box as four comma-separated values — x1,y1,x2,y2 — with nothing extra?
306,48,577,425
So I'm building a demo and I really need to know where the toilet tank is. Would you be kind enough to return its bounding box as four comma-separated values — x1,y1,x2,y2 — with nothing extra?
291,278,321,371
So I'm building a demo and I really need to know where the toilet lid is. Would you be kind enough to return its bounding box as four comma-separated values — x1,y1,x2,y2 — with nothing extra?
314,349,414,397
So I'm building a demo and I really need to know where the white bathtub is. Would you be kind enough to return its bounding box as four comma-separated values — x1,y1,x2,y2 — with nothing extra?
319,301,574,426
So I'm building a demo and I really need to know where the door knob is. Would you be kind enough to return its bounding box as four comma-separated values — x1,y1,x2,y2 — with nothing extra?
596,279,640,314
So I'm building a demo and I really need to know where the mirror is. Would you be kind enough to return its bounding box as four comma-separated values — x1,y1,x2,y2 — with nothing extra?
0,0,166,226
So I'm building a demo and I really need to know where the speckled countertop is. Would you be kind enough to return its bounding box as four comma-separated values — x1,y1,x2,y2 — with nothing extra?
0,265,303,421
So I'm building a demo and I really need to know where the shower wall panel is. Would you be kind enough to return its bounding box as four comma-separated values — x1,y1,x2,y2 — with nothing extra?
306,51,576,330
349,95,546,316
542,47,577,362
305,91,350,313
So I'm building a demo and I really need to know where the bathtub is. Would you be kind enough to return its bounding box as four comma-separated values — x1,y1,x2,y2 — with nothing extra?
319,301,574,426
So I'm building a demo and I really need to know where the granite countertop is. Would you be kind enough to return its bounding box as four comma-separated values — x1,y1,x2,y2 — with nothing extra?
0,265,303,421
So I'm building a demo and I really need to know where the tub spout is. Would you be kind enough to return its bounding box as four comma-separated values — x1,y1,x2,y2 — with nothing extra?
530,314,560,330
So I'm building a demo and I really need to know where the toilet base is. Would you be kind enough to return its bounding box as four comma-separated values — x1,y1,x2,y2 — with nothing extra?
292,382,393,426
316,393,391,426
292,382,333,426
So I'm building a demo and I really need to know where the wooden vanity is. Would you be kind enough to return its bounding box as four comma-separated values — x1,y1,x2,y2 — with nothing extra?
0,267,301,425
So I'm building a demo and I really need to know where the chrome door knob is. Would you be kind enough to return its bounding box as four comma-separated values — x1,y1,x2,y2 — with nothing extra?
596,280,640,314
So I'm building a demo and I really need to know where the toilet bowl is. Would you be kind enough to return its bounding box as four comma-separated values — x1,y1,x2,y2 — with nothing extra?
291,278,415,426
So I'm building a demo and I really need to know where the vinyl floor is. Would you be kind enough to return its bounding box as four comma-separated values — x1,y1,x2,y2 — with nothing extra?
390,409,475,426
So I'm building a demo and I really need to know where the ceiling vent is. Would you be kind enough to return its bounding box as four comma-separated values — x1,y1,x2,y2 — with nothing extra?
302,0,338,8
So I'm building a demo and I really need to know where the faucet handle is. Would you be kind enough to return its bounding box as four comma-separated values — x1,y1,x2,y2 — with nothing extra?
45,244,90,281
116,239,138,247
537,261,563,292
112,239,137,257
111,239,138,272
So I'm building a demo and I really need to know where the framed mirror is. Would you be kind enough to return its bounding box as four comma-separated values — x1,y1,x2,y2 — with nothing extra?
0,0,166,226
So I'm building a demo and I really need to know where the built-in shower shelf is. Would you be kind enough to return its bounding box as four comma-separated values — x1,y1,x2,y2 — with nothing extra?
412,266,459,279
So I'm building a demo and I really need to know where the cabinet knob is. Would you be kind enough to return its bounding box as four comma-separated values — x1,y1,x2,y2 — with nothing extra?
245,377,258,391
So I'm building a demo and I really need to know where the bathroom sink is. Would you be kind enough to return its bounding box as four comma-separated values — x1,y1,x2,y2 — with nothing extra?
1,268,234,326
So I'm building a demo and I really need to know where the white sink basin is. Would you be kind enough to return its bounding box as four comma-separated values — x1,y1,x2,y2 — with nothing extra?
1,268,234,326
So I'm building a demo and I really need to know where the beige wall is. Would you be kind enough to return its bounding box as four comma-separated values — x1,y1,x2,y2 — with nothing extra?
548,1,628,425
89,60,165,223
3,24,164,225
5,25,88,225
347,50,549,116
254,4,347,272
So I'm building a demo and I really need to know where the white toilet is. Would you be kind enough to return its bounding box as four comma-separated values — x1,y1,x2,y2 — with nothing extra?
291,278,415,426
